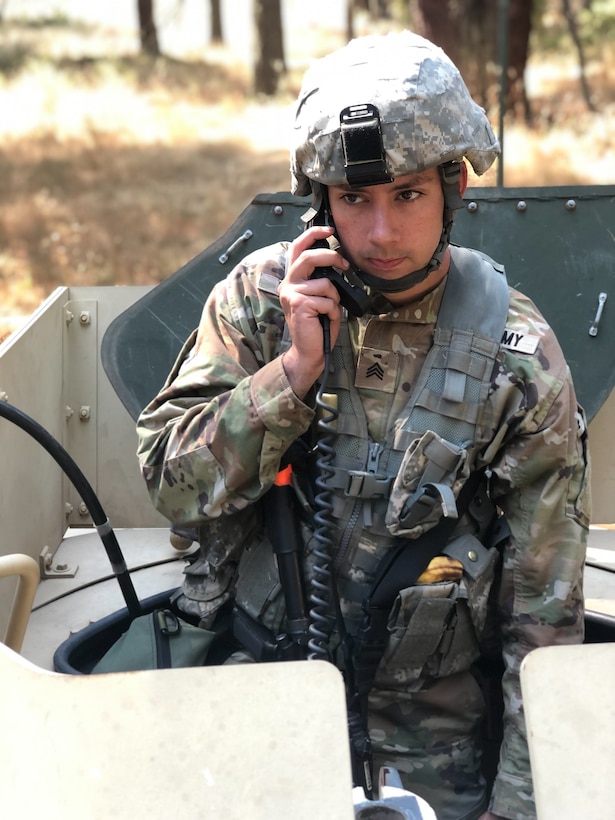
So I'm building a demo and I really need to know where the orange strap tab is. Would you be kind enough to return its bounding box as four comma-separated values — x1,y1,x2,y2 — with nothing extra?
274,464,293,486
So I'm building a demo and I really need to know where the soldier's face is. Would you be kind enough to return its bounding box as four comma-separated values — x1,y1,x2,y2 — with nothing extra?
328,166,455,302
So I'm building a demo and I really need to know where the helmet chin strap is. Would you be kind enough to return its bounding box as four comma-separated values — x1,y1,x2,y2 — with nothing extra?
353,222,449,294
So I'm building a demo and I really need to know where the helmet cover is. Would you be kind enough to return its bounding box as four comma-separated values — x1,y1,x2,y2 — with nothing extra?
290,30,500,196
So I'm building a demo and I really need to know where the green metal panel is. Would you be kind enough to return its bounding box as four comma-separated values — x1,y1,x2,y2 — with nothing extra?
102,186,615,422
101,193,311,421
455,185,615,420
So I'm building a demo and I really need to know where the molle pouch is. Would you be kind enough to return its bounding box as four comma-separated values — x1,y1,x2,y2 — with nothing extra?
176,552,237,627
443,533,500,642
385,430,471,539
182,552,235,604
175,509,261,627
375,580,480,692
234,532,286,633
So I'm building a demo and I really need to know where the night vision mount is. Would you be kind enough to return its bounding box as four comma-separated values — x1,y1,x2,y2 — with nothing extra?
340,104,393,188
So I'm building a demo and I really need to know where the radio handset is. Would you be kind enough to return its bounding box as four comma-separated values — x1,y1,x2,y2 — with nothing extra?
309,239,371,318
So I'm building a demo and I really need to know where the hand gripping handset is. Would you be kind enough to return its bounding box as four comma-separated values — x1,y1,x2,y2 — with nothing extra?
310,238,371,318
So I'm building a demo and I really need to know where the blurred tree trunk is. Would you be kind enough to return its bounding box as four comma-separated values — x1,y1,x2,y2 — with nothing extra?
138,0,160,55
412,0,459,64
348,0,392,39
354,0,391,13
347,0,356,40
412,0,533,121
562,0,595,111
210,0,223,43
254,0,286,96
507,0,533,121
375,0,392,17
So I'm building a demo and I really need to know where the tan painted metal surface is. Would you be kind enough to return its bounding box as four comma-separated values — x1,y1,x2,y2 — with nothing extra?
521,644,615,820
0,644,354,819
0,554,39,652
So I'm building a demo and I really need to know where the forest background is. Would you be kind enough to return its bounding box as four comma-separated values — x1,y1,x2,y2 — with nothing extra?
1,0,615,343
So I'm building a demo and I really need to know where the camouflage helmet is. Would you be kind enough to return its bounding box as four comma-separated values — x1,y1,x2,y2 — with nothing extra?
290,31,500,196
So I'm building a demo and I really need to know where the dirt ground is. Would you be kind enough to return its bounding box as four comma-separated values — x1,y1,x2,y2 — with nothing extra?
1,16,614,343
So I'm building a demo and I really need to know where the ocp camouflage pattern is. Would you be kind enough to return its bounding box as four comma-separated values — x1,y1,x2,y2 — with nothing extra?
137,241,589,820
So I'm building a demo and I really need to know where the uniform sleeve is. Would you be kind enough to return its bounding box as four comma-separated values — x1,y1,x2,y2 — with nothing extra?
484,319,591,819
136,248,315,526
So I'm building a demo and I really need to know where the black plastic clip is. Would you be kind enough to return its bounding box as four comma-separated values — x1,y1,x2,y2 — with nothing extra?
340,104,392,189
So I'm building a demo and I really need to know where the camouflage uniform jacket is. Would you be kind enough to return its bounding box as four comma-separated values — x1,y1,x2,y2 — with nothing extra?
137,241,590,820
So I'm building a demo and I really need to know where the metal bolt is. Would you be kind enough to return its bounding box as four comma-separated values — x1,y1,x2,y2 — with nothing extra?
516,201,527,212
565,199,577,211
272,205,284,216
78,502,89,516
468,550,479,562
79,405,91,420
65,502,74,515
466,201,478,213
65,310,74,324
79,311,91,326
0,391,8,402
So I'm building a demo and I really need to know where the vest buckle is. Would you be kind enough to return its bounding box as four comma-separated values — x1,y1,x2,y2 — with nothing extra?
346,471,392,499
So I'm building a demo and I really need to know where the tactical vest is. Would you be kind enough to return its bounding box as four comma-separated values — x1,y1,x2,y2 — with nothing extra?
313,245,510,607
232,246,510,634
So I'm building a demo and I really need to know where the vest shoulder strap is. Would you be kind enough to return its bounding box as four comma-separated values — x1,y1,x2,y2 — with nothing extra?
441,245,509,340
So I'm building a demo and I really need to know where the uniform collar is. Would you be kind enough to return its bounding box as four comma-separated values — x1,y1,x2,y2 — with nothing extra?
369,275,447,324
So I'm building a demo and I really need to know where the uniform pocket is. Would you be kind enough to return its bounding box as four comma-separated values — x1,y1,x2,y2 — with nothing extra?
565,406,591,528
386,430,471,538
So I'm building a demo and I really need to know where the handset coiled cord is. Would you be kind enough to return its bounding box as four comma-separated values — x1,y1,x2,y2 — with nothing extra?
307,314,375,797
307,315,338,661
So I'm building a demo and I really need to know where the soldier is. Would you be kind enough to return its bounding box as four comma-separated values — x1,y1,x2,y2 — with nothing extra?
136,31,589,820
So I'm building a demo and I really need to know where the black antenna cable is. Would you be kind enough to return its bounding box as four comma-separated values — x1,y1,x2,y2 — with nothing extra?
0,400,142,618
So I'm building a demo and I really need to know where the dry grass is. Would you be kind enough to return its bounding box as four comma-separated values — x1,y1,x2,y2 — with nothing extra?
1,17,615,342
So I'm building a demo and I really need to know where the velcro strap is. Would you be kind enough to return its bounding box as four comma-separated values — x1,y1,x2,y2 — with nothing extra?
443,368,466,403
353,608,390,696
398,482,458,529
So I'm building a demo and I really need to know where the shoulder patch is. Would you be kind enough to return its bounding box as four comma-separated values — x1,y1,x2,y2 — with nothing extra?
501,327,540,354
